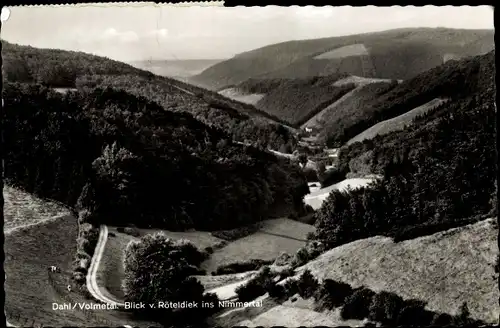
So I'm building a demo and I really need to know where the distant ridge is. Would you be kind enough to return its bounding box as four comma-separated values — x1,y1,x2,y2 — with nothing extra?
190,28,494,90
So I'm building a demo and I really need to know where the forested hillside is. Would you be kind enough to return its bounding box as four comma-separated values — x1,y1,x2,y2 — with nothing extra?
3,83,308,231
312,50,496,250
223,74,356,126
76,74,298,152
2,41,297,152
321,50,497,146
191,28,494,90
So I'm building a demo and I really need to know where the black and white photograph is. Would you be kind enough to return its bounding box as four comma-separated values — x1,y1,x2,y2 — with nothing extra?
1,4,497,327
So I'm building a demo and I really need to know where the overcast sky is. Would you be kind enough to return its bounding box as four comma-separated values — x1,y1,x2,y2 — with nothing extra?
1,4,494,62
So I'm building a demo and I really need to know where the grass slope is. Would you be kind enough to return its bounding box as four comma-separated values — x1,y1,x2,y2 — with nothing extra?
201,219,315,273
218,88,266,105
191,28,494,90
346,98,448,145
294,219,498,323
4,185,71,232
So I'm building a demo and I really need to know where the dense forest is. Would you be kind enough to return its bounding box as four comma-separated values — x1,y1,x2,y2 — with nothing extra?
2,41,298,153
323,51,496,146
312,50,496,248
3,83,308,231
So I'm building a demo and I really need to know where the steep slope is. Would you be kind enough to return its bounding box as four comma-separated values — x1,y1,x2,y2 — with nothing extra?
320,50,496,146
294,219,498,323
301,78,397,134
346,98,448,145
2,41,297,152
191,28,494,90
220,74,356,126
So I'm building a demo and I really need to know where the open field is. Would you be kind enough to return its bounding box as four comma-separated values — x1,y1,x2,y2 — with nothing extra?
314,43,369,59
332,75,401,87
304,177,376,210
201,218,315,273
292,219,498,323
347,98,448,145
218,88,266,105
4,185,71,232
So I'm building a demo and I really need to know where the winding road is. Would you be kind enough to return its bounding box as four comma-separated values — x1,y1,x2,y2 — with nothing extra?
87,224,250,305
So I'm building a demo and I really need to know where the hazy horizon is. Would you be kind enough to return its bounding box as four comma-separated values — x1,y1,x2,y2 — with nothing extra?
1,5,494,62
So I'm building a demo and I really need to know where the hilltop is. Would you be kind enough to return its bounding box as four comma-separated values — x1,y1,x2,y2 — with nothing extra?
2,41,297,152
190,28,494,90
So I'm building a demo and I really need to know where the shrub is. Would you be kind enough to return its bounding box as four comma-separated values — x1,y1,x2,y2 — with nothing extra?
395,299,431,326
314,279,353,310
201,292,221,315
75,250,91,261
213,259,273,275
235,265,275,302
454,302,473,326
367,291,404,324
211,223,261,241
296,269,319,299
319,167,346,188
235,278,267,302
117,227,125,233
341,287,376,320
431,312,454,326
274,252,293,266
204,246,214,254
124,227,140,237
303,167,319,182
72,271,86,283
108,232,116,237
278,266,295,280
283,278,299,298
78,209,93,224
291,241,326,268
305,203,315,212
267,283,286,301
